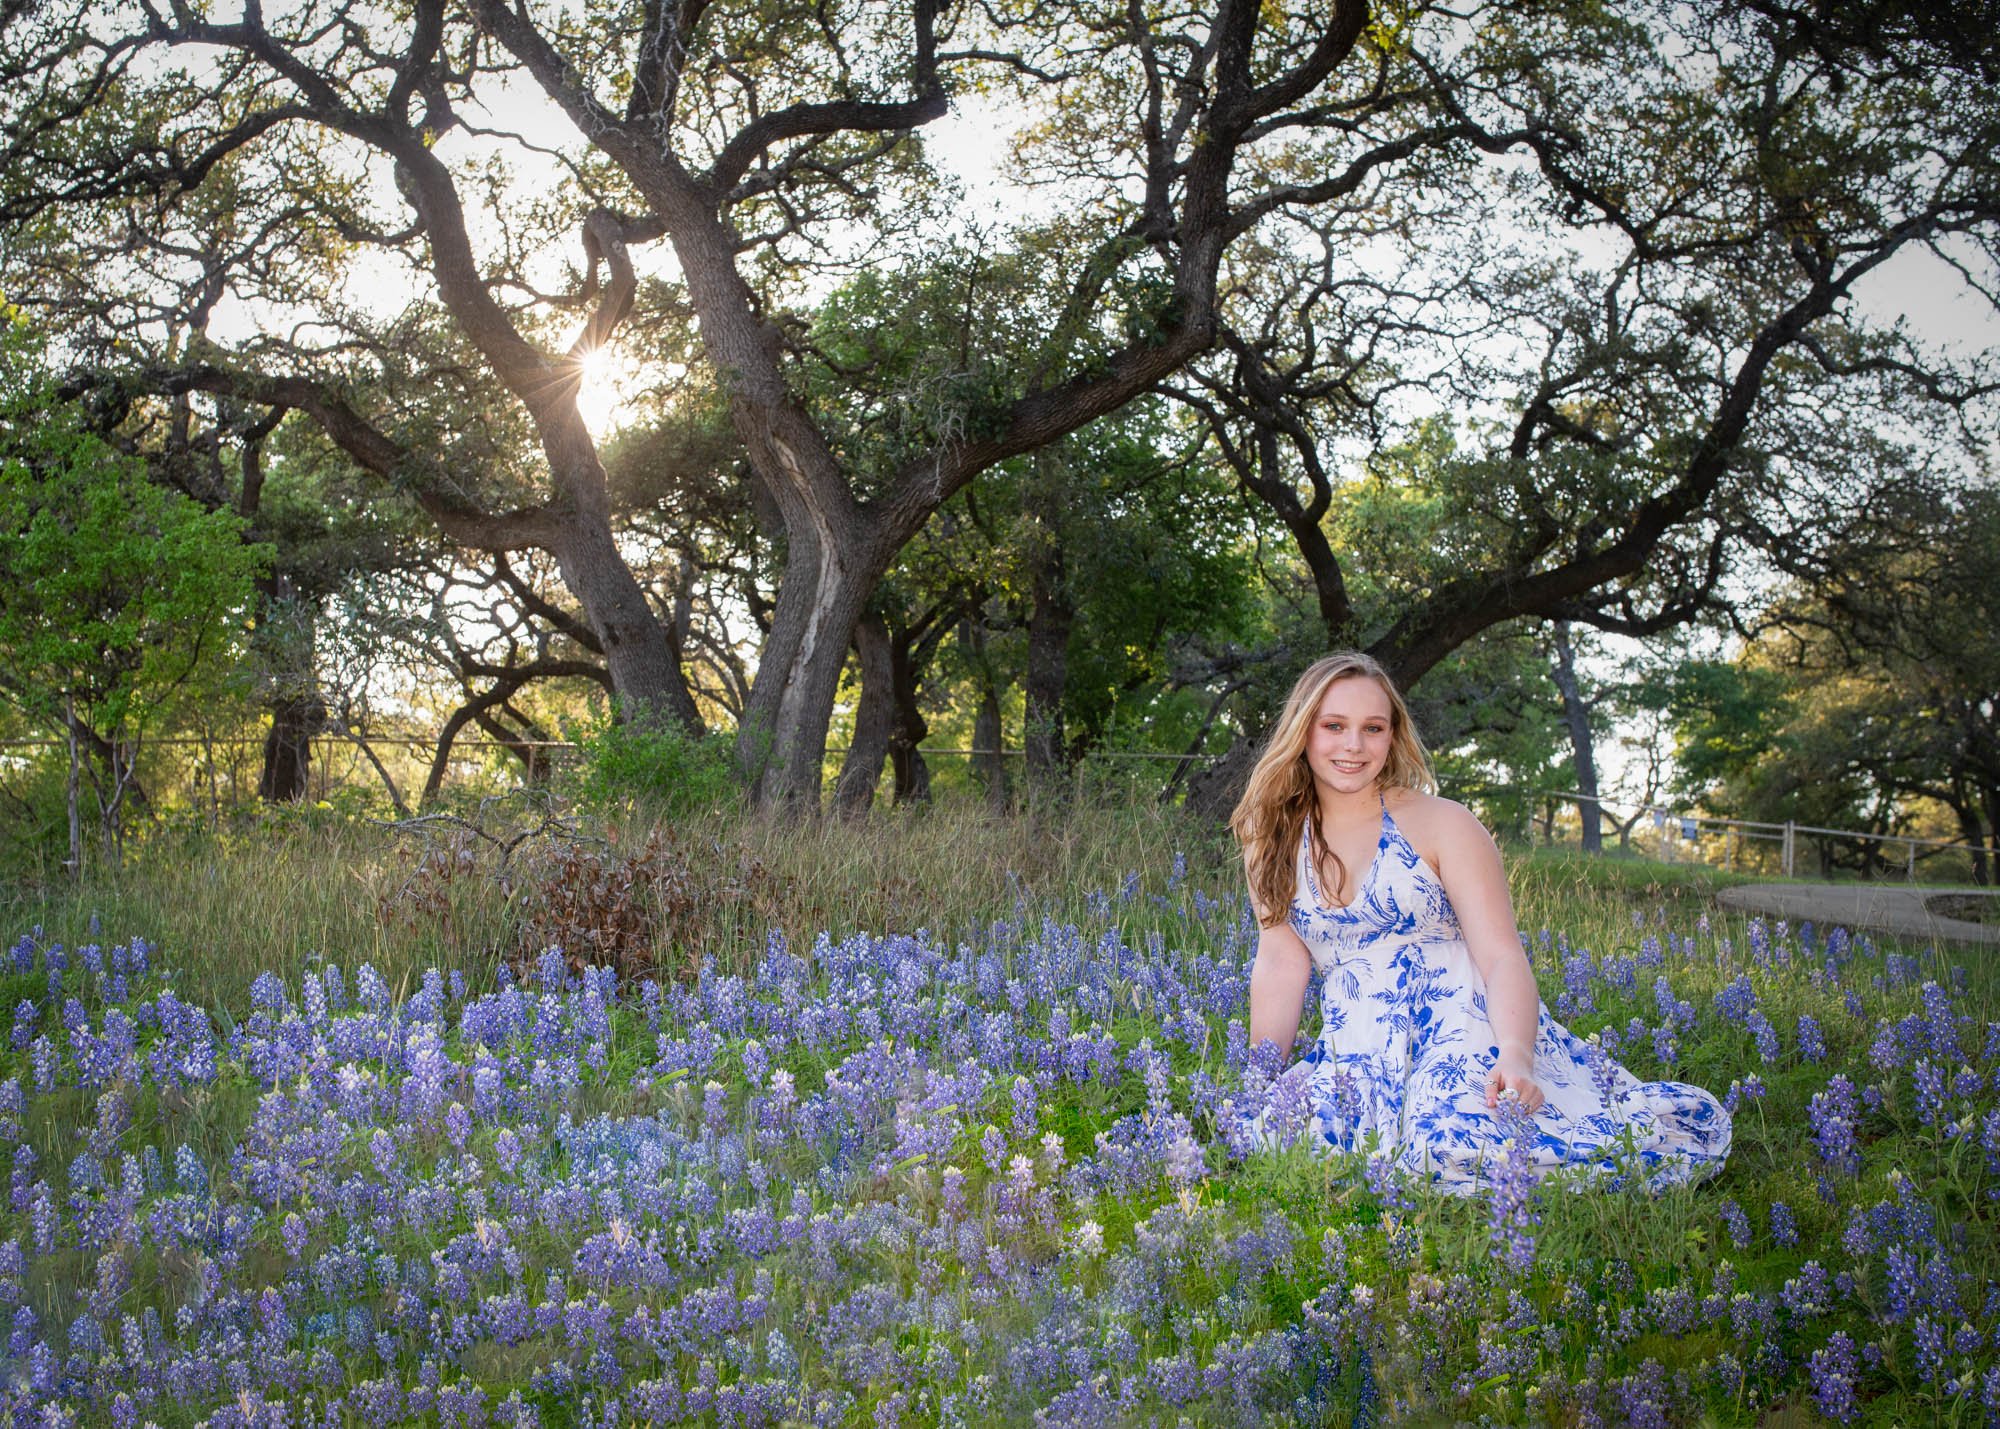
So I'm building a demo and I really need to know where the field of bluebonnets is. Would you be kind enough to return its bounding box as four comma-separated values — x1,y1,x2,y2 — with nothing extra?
0,803,1995,1427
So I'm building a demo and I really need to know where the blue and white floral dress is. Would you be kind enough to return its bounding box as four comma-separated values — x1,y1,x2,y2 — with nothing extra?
1276,803,1731,1192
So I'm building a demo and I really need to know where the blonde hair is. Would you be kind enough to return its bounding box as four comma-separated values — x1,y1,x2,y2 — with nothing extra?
1230,651,1435,928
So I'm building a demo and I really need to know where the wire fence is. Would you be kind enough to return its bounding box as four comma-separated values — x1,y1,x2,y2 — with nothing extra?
7,732,1986,885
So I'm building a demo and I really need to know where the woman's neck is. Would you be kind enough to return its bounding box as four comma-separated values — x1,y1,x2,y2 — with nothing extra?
1315,782,1383,831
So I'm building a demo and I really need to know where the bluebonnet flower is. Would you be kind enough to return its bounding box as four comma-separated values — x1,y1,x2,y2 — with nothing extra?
1911,1314,1946,1383
1009,1076,1039,1140
249,970,289,1014
1263,1063,1315,1148
1769,1202,1797,1247
1921,981,1964,1062
1162,1133,1204,1186
1808,1076,1861,1175
29,1181,54,1254
1712,974,1754,1024
1718,1199,1752,1249
979,1124,1008,1174
1486,1094,1540,1275
1805,1331,1859,1417
1780,1261,1830,1319
30,1034,55,1093
1558,950,1597,1017
1364,1152,1416,1214
1912,1059,1947,1126
1746,1010,1780,1064
1884,1245,1920,1321
445,1101,471,1150
1797,1013,1826,1062
1650,1025,1678,1068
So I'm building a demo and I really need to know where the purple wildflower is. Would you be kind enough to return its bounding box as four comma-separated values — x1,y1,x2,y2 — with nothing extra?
1718,1199,1752,1249
1808,1076,1861,1175
1808,1334,1859,1425
1769,1201,1797,1247
1486,1093,1541,1275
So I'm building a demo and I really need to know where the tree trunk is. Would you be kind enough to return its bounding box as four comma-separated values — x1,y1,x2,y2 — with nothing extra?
259,692,324,803
963,616,1010,813
1183,735,1258,824
64,694,81,879
1982,781,2000,887
1024,516,1073,795
737,547,874,812
1954,803,1990,886
548,504,703,736
1547,622,1602,854
476,709,557,790
888,635,932,806
834,612,895,816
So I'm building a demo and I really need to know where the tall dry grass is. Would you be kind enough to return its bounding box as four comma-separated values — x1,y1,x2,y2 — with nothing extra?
8,792,1957,1013
0,795,1240,1004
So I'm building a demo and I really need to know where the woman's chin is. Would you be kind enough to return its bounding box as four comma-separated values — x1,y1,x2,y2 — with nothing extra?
1314,768,1380,796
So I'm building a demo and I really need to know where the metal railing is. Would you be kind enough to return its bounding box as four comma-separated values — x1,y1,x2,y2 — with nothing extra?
1536,790,1987,884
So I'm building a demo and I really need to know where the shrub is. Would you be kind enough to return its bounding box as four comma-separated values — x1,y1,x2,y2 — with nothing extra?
569,712,740,816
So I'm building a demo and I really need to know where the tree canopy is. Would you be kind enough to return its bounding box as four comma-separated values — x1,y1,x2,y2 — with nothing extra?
0,0,1993,821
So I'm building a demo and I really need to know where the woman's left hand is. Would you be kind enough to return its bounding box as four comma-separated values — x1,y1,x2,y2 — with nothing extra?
1485,1054,1545,1113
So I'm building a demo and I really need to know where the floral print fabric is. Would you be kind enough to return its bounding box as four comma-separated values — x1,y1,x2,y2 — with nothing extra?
1272,807,1732,1192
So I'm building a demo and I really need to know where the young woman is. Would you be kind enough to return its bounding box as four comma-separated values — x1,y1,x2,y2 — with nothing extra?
1231,651,1730,1191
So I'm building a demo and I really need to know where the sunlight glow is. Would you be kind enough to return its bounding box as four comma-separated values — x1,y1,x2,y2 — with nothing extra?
574,343,635,440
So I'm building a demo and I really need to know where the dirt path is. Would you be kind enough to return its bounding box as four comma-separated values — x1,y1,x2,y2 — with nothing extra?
1716,883,2000,947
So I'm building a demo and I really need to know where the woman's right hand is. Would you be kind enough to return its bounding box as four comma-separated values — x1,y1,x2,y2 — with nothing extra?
1484,1047,1545,1113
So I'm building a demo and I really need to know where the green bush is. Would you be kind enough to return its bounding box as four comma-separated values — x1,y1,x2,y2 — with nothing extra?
569,713,740,816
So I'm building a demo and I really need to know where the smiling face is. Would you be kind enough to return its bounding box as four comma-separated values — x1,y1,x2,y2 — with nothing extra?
1305,674,1396,797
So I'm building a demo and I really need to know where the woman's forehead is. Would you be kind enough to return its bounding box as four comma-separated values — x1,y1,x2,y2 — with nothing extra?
1314,676,1391,719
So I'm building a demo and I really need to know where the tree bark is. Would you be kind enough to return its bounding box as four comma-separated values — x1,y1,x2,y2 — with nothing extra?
834,612,896,816
1547,622,1602,854
547,513,703,734
1983,781,2000,889
888,635,933,806
1023,506,1073,795
259,693,324,803
964,616,1010,813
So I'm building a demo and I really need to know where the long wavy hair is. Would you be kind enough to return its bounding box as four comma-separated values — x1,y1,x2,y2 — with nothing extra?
1230,651,1436,927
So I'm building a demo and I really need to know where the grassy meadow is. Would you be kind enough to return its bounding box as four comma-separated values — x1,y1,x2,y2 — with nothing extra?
0,798,1992,1426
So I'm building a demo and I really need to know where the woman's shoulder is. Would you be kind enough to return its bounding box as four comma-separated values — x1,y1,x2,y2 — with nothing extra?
1382,789,1478,827
1383,791,1492,852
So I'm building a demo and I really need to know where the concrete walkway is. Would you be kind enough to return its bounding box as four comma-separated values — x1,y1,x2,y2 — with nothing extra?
1716,883,2000,947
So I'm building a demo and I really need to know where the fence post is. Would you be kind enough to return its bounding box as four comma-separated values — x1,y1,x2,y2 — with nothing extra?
1783,821,1796,878
1906,838,1916,883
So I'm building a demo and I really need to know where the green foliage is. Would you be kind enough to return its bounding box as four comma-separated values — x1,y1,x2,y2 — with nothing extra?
1412,632,1571,837
1664,660,1795,807
568,710,741,817
0,325,267,739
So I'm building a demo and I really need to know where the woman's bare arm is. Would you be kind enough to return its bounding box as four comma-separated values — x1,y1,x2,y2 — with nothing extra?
1246,856,1314,1058
1430,802,1546,1112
